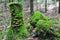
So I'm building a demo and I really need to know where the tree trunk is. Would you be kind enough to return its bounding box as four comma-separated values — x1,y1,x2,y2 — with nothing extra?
30,0,34,14
36,0,38,10
11,0,13,2
18,0,20,2
7,2,24,40
9,0,13,2
9,0,11,2
5,0,7,10
59,0,60,13
45,0,47,13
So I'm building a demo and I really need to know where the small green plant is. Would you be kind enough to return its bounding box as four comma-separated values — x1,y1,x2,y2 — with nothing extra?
0,19,10,26
30,11,49,27
0,14,3,16
0,13,4,17
0,30,5,40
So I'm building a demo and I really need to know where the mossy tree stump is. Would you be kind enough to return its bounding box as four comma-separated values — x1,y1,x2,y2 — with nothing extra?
9,2,24,32
7,2,29,40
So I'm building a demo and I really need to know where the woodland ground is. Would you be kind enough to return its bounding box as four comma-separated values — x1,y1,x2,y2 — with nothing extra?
0,2,60,40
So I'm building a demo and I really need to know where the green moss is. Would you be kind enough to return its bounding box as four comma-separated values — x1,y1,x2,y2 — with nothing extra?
6,27,14,40
0,14,3,16
9,2,23,7
16,25,29,39
36,20,60,40
54,31,60,37
9,2,24,28
30,11,49,27
6,2,29,40
6,25,29,40
0,13,4,17
36,20,60,33
0,30,5,40
36,20,52,34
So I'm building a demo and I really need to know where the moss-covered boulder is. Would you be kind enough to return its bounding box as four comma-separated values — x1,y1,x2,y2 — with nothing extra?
36,20,52,34
30,11,49,28
36,20,60,40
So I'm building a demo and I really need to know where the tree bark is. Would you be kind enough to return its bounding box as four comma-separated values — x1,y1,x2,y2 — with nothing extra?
18,0,20,2
30,0,34,14
36,0,38,10
9,0,11,2
9,0,13,2
11,0,13,2
45,0,47,13
5,0,7,9
59,0,60,13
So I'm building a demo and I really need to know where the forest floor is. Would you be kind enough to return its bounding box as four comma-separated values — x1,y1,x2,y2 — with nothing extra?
0,2,60,40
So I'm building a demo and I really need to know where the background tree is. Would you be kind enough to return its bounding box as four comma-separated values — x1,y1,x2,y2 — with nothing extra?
9,0,11,2
45,0,47,12
18,0,20,2
5,0,7,9
59,0,60,13
11,0,13,2
9,0,14,2
30,0,34,14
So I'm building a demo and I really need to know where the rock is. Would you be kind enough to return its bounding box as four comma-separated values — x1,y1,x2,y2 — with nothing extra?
31,28,36,37
2,35,7,40
28,37,33,40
